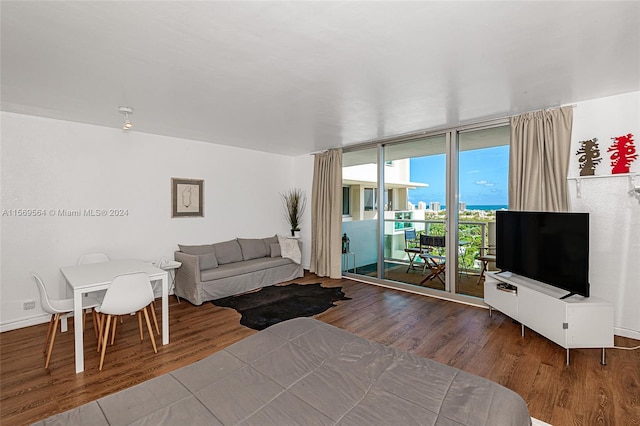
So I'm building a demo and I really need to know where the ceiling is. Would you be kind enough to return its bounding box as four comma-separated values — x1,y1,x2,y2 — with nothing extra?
2,1,639,156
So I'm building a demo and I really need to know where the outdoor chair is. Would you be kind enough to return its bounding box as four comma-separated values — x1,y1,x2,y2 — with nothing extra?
476,246,496,284
418,235,447,285
404,228,423,272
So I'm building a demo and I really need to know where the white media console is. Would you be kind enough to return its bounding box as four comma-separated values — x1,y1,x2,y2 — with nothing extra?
484,271,614,365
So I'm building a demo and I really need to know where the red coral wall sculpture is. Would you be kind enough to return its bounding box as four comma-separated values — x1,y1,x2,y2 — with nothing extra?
607,133,637,174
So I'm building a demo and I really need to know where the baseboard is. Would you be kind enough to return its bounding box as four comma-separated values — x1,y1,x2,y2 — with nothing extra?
0,314,50,333
532,417,552,426
615,326,640,341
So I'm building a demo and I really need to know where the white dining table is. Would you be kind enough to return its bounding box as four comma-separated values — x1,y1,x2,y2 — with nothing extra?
60,260,169,373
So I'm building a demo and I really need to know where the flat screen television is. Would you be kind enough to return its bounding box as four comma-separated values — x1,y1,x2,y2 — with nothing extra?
495,210,590,297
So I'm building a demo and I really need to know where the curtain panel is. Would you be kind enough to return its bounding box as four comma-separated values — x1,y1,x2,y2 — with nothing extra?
310,149,342,278
509,106,573,211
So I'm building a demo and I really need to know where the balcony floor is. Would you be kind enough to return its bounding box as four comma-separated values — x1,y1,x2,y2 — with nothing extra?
354,261,485,298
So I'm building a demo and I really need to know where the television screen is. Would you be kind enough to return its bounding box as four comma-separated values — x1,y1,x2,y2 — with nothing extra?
495,211,590,297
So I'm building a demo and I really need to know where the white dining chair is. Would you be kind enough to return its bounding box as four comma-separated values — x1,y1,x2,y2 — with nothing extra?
95,272,157,370
78,252,160,336
33,274,101,369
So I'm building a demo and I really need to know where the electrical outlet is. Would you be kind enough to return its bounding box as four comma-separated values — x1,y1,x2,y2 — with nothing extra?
23,300,36,310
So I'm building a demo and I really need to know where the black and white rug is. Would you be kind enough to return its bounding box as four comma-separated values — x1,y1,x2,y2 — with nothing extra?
212,283,350,330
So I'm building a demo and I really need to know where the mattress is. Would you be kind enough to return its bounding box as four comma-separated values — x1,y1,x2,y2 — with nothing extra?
35,317,531,425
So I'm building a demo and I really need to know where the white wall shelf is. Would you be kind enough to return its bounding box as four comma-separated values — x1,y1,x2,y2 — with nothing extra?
568,172,639,200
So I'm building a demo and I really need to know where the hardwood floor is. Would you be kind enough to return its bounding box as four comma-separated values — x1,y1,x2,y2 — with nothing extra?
1,272,639,425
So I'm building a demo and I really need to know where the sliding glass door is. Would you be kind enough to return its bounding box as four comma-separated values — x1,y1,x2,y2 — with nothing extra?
341,121,509,302
457,126,510,297
382,135,447,290
341,147,379,277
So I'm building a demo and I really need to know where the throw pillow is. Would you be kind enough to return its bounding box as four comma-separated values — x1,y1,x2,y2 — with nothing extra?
199,252,219,270
238,238,268,260
277,235,301,264
270,243,281,257
178,244,215,255
213,239,243,265
263,235,279,255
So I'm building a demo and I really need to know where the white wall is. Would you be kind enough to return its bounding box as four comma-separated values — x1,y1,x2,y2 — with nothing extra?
0,112,308,331
569,91,640,339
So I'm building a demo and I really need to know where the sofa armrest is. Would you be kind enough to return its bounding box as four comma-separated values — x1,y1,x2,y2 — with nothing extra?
174,251,202,305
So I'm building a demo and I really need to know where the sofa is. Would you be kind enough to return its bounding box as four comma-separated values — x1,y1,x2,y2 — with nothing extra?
174,235,304,305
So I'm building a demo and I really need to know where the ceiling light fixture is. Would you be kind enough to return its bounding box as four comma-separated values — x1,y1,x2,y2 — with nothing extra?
118,106,133,130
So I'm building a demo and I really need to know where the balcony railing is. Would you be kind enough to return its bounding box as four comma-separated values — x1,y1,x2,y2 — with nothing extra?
342,218,493,273
386,219,491,272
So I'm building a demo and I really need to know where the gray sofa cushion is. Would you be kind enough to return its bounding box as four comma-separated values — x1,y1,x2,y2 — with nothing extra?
178,244,215,255
270,243,281,257
199,252,219,270
263,235,278,245
262,235,279,255
201,257,293,281
238,238,268,260
213,239,243,265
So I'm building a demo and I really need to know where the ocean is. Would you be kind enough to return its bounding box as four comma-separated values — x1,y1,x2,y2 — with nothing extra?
464,205,508,211
433,205,508,211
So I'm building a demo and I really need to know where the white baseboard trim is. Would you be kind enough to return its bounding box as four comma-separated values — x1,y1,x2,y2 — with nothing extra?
0,314,50,333
532,417,552,426
615,326,640,341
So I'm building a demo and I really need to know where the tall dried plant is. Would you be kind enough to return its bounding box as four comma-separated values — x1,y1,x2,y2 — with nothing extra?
281,188,306,231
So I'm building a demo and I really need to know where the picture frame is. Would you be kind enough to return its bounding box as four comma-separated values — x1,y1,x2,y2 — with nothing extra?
171,178,204,218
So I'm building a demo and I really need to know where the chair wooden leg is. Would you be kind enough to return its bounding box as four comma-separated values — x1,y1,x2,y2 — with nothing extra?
421,258,428,274
45,313,61,369
92,309,99,342
406,253,416,273
419,260,446,286
96,313,106,352
110,318,117,345
142,307,157,354
43,314,55,354
434,265,446,285
99,315,112,371
138,311,143,340
150,301,160,336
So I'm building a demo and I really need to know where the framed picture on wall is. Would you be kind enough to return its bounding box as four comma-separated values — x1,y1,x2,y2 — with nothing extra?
171,178,204,217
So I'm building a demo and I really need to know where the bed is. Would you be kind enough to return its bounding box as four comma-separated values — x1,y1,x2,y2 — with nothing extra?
35,317,532,425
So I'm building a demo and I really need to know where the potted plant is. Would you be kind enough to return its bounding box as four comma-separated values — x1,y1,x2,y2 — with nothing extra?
281,188,306,238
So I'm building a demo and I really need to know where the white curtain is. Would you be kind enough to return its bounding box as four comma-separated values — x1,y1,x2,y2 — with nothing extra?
310,149,342,278
509,106,573,211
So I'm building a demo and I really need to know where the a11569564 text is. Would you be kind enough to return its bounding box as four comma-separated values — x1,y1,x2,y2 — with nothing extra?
1,208,129,217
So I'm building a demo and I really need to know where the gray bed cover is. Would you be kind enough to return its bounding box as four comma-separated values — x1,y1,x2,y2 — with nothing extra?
35,317,531,425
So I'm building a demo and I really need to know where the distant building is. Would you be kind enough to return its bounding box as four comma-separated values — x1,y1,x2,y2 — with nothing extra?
429,201,441,212
342,158,427,221
459,202,466,211
417,201,426,210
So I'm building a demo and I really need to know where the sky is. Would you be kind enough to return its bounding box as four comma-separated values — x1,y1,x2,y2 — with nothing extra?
409,145,509,207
